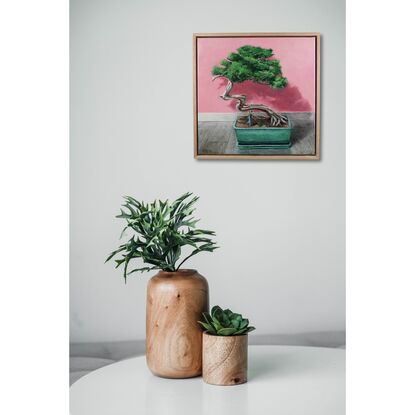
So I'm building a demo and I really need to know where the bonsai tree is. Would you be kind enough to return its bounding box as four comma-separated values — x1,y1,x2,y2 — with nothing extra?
106,192,218,281
212,45,288,127
198,305,256,336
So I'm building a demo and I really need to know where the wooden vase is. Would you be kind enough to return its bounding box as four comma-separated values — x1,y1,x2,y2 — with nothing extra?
146,269,209,378
202,332,248,386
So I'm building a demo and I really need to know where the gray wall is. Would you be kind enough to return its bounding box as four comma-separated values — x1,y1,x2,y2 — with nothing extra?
70,0,345,343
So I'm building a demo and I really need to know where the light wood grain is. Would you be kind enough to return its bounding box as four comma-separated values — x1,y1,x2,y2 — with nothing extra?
193,33,321,160
146,270,209,378
202,332,248,386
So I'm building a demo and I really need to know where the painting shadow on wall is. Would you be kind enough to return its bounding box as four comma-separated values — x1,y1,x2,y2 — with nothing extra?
228,81,312,113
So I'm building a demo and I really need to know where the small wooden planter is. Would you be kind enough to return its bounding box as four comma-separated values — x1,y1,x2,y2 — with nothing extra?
202,332,247,385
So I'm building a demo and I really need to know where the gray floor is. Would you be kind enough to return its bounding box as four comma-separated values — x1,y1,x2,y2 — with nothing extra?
198,112,315,156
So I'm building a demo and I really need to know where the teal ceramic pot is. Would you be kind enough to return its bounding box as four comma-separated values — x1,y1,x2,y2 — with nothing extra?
233,118,292,149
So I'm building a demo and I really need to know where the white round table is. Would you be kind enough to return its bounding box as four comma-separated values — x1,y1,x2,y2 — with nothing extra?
70,345,345,415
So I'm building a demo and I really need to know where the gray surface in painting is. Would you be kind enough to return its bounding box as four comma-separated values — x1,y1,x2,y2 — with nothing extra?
198,113,315,155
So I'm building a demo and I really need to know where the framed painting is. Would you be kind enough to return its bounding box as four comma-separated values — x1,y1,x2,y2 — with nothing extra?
193,33,320,160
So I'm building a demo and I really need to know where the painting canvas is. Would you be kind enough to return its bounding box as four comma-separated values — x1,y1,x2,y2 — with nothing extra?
193,33,320,160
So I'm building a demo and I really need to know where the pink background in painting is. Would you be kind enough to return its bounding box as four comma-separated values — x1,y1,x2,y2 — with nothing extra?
197,37,316,113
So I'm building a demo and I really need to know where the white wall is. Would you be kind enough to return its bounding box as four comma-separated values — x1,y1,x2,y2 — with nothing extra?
70,0,345,342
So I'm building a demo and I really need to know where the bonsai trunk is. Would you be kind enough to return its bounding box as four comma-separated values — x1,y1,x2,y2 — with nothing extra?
213,76,288,127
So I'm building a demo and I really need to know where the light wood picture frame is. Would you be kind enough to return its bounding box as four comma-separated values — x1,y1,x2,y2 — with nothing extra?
193,33,320,160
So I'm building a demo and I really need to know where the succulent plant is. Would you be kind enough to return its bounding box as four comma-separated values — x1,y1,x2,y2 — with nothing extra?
198,306,256,336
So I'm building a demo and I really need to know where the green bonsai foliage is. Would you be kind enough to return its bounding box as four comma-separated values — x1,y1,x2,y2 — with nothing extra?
212,45,288,89
198,306,256,336
106,192,218,282
212,45,288,127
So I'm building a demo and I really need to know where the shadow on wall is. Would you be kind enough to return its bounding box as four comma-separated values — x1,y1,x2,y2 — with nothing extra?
216,78,312,112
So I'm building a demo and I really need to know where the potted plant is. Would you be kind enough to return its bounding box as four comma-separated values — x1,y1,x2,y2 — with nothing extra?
199,306,255,386
106,192,218,378
212,45,291,149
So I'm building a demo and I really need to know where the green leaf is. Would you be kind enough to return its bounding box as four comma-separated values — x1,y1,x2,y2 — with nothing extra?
217,327,237,336
211,306,223,319
221,312,230,326
240,319,249,329
114,259,125,268
231,313,242,323
105,246,125,263
127,266,156,275
230,319,240,329
198,321,215,333
233,326,255,335
211,316,223,332
202,312,214,326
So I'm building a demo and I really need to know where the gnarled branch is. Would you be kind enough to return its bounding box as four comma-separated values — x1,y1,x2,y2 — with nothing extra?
213,76,287,127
